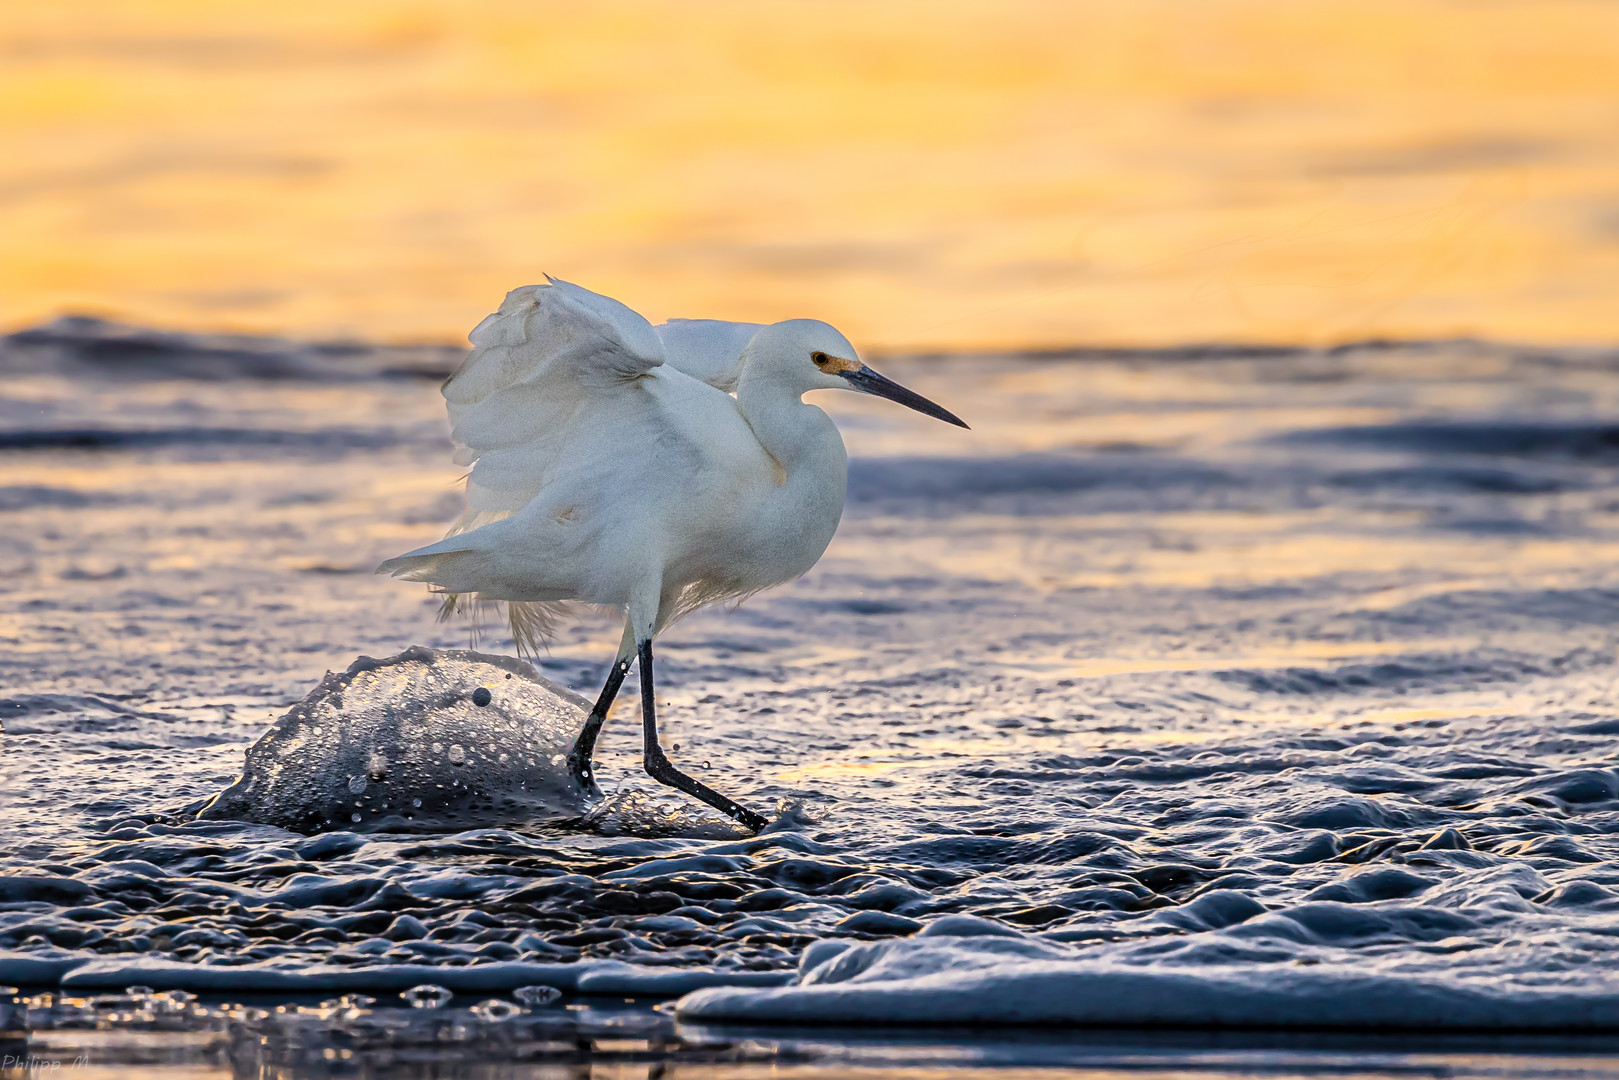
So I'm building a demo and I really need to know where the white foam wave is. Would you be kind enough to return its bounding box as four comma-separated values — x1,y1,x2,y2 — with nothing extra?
678,910,1619,1030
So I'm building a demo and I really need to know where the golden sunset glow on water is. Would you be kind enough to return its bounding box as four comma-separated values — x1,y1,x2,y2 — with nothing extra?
3,0,1618,348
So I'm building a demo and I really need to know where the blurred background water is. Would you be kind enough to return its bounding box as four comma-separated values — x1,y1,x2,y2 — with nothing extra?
2,0,1618,349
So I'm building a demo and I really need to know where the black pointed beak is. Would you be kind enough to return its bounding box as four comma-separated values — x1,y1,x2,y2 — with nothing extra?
842,365,969,429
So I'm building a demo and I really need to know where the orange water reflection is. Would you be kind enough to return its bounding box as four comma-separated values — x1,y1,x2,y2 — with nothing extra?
3,1,1618,348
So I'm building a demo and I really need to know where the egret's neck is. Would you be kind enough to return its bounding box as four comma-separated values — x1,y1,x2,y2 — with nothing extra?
736,368,842,470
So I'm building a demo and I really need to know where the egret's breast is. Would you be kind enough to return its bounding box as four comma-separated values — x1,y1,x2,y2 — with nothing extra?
661,390,848,599
749,437,848,582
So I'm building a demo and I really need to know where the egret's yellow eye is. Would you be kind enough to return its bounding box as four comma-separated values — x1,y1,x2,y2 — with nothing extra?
811,351,829,366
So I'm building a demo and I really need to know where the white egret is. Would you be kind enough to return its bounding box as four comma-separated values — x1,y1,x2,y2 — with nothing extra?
378,278,967,830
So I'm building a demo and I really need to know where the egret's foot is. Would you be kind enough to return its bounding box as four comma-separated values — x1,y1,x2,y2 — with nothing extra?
566,714,604,788
645,748,769,832
560,712,605,790
565,742,597,789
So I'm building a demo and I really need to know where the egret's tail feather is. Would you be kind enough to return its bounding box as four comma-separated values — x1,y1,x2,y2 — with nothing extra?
383,508,578,654
506,599,584,656
374,509,514,584
375,549,459,581
435,592,582,658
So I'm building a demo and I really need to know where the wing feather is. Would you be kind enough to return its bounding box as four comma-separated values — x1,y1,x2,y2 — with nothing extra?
445,277,663,405
441,277,666,494
653,318,764,392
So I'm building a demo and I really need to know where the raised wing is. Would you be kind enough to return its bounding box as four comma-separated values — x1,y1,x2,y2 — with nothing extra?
446,277,663,402
653,319,764,393
442,277,663,461
440,278,667,511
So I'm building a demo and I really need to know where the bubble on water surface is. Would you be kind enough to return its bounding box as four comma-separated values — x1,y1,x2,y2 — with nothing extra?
195,646,600,833
401,984,453,1009
512,985,563,1007
470,999,522,1022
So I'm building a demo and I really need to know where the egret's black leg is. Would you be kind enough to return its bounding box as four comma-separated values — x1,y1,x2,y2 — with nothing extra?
638,639,769,832
567,656,629,787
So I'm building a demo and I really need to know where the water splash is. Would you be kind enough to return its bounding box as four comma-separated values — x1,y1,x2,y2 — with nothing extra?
580,789,758,840
195,647,600,833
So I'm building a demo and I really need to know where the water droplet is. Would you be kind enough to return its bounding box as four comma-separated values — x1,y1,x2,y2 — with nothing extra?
351,812,362,822
347,775,367,795
472,687,492,707
411,798,422,808
448,745,466,766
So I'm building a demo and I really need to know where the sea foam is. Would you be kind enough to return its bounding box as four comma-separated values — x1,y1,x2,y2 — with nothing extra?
677,911,1619,1030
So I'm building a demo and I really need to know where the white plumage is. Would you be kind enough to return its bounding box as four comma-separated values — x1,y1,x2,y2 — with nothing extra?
379,277,966,829
651,317,764,392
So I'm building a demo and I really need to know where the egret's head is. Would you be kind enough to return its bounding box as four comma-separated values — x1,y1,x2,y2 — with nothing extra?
748,319,968,429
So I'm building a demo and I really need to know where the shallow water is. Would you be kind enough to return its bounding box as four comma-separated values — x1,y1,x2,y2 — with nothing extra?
2,325,1619,1067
